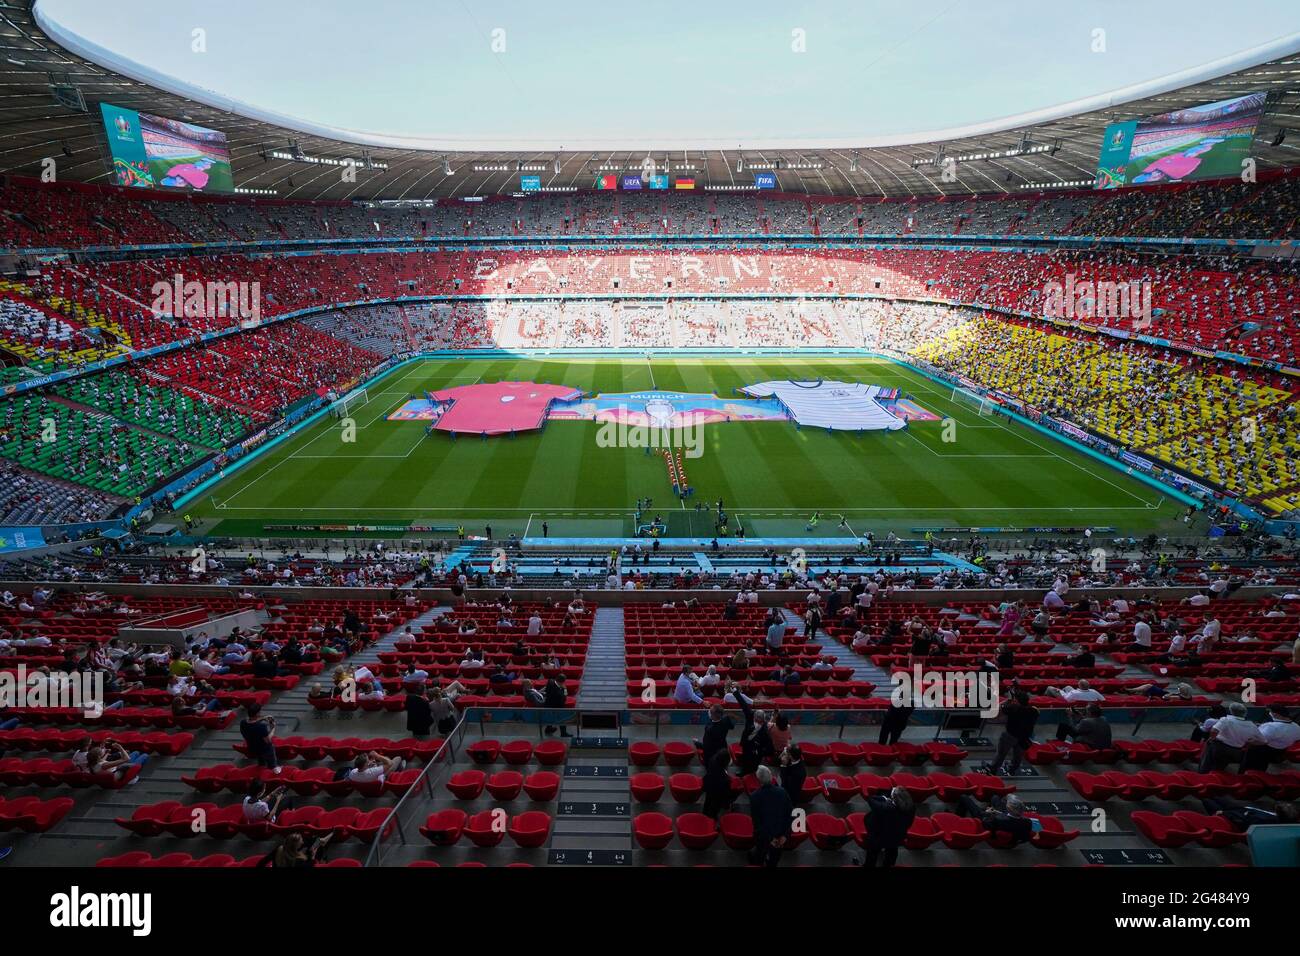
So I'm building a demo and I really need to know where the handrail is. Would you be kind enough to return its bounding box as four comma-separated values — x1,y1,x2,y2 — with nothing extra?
363,712,468,867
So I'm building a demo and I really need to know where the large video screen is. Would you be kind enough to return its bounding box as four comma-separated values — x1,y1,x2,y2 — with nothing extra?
1095,91,1266,189
100,103,235,193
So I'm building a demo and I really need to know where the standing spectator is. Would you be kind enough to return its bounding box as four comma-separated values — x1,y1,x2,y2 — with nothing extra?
701,749,734,820
856,786,916,868
239,702,279,771
989,691,1037,776
696,701,735,767
405,687,434,738
779,744,806,806
748,765,793,868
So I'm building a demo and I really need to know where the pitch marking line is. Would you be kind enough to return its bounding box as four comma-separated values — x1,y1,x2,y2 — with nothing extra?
211,505,1161,513
902,376,1159,507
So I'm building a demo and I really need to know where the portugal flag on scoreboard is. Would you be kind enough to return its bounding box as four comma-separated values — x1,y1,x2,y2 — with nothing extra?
674,177,695,190
594,174,618,190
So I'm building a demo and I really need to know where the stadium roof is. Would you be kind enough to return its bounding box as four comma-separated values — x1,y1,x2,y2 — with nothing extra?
1,1,1299,201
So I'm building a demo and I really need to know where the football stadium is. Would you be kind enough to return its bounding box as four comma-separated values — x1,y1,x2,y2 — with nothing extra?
1,0,1300,924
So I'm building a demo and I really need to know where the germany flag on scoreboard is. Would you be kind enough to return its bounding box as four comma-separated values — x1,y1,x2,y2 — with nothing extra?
594,174,618,190
674,177,695,189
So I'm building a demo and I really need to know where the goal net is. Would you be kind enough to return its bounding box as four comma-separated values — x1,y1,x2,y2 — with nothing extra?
950,386,993,416
329,387,369,419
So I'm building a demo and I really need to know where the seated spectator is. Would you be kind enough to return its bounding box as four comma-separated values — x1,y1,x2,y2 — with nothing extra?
1198,701,1265,772
1201,797,1300,832
258,832,332,868
347,750,404,783
956,793,1037,845
1044,679,1105,703
1055,703,1112,748
242,781,288,824
674,664,704,705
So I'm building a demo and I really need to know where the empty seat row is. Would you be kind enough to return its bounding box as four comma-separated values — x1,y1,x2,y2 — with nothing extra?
1130,811,1250,848
0,795,75,832
1027,739,1204,766
464,739,568,766
1067,770,1300,802
232,735,446,762
98,852,362,868
115,801,395,842
419,809,552,848
6,706,236,730
445,770,561,802
627,739,967,769
0,728,193,756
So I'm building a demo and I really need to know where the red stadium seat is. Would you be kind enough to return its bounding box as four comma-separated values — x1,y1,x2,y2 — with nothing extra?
466,740,501,764
464,810,507,847
1172,812,1247,848
533,741,568,766
486,771,524,801
818,772,859,804
500,741,534,765
628,742,661,767
507,811,551,848
668,772,704,803
522,771,560,801
419,809,468,846
446,770,487,800
931,812,989,849
631,773,666,803
675,812,719,850
806,813,851,850
720,813,755,850
633,812,674,850
1131,811,1206,848
663,742,698,767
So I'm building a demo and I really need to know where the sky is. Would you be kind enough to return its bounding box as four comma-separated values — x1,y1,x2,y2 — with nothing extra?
35,0,1300,151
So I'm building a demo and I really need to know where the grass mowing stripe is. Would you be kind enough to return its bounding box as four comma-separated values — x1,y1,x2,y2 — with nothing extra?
197,356,1181,535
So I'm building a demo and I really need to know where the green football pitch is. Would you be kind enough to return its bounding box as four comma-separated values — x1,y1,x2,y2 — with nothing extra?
192,355,1184,539
1123,132,1252,183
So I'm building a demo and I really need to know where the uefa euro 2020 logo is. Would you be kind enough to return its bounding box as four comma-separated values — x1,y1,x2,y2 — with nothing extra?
114,115,131,137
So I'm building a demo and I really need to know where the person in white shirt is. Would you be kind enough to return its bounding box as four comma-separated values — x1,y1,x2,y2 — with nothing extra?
527,613,543,636
1183,591,1211,607
1132,618,1153,648
1046,679,1105,703
1245,705,1300,770
242,782,288,823
347,751,404,783
1199,702,1265,772
70,739,93,772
